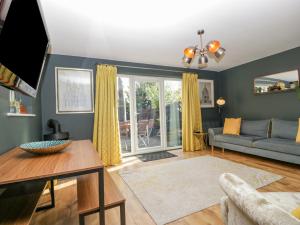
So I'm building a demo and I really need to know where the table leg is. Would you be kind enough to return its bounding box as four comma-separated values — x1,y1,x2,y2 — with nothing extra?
36,179,55,212
98,169,105,225
120,203,126,225
79,215,85,225
50,179,55,208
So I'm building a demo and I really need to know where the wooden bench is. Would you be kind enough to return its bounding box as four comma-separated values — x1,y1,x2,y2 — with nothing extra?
77,170,126,225
0,181,46,225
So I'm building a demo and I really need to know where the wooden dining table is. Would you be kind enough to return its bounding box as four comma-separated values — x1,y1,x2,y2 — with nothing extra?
0,140,106,225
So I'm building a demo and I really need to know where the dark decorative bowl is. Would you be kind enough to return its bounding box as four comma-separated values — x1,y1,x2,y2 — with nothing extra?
20,140,72,155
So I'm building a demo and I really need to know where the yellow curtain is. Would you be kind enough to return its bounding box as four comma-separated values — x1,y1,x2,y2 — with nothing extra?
0,64,5,80
182,73,204,151
0,64,15,86
93,65,121,166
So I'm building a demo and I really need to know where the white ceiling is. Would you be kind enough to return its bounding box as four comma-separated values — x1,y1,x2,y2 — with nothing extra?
4,0,300,71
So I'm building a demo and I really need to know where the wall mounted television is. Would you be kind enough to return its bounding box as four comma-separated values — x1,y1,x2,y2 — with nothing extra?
0,0,49,98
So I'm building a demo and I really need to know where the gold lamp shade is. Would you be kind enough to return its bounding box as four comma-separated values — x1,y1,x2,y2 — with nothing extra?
207,40,221,53
184,47,196,58
216,97,226,106
182,47,196,64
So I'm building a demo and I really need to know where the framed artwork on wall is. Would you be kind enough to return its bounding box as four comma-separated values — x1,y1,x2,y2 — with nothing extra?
199,79,214,108
55,67,94,114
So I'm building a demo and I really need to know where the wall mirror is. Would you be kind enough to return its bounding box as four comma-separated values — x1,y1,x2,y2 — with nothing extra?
254,69,299,94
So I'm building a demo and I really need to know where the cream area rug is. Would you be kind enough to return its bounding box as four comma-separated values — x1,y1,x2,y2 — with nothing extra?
119,156,283,225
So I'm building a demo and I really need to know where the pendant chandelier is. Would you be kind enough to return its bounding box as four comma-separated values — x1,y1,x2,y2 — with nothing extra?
182,30,226,67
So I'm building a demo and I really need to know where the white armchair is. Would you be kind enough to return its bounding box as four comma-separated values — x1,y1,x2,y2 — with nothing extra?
219,173,300,225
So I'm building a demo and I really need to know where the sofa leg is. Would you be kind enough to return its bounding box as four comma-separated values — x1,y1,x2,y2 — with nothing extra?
222,148,225,154
211,145,214,154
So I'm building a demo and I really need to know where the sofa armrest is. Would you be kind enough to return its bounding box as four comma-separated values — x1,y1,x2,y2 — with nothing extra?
208,127,223,146
219,173,300,225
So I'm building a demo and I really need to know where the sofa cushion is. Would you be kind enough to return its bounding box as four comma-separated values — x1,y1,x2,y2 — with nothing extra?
292,207,300,220
215,134,264,147
272,119,298,140
223,118,241,135
253,138,300,156
241,120,270,138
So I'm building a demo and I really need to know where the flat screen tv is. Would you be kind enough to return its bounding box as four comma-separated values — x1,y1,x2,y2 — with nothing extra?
0,0,49,98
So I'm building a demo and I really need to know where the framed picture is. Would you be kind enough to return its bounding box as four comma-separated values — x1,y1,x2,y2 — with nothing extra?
199,79,214,108
55,67,94,114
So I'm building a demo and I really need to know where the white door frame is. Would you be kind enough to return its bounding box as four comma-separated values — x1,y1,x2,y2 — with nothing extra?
118,74,182,156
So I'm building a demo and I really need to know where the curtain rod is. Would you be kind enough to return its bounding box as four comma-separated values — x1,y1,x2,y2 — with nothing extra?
95,63,196,73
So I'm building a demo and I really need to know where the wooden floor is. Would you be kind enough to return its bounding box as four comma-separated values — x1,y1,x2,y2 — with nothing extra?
31,148,300,225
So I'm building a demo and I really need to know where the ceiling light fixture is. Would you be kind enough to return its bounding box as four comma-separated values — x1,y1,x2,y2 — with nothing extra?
182,30,226,68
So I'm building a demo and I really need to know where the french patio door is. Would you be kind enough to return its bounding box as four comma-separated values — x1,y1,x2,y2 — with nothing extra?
117,75,182,155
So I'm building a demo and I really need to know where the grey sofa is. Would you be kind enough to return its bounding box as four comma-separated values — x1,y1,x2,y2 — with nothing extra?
208,119,300,165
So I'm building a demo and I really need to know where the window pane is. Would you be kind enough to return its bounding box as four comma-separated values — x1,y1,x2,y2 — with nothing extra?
118,77,132,154
135,81,161,149
164,80,182,147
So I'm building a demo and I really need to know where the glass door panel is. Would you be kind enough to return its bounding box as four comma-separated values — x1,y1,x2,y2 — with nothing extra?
135,80,161,149
164,80,182,147
118,75,182,155
117,77,132,154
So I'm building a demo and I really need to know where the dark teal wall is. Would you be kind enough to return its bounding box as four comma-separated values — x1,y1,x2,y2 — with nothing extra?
0,87,42,154
220,47,300,120
2,46,299,154
41,54,221,140
3,46,299,154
